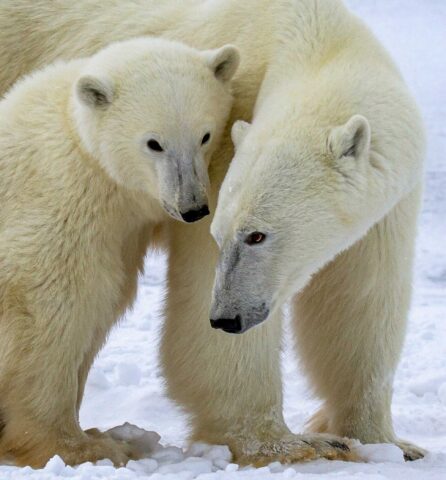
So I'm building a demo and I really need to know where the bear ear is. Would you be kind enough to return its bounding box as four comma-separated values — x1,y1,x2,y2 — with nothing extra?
76,75,114,108
329,115,371,160
205,45,240,83
231,120,251,149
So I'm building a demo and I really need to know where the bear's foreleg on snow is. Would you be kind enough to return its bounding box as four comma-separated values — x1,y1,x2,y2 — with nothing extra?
0,283,136,467
296,187,426,461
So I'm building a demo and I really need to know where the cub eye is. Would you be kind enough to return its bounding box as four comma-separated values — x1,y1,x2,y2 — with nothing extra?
201,132,211,145
147,139,164,152
245,231,266,246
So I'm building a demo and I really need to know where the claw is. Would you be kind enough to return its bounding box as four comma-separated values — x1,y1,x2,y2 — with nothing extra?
234,433,359,466
397,440,426,462
328,440,351,452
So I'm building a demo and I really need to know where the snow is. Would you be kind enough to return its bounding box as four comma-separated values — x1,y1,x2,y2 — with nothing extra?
2,0,445,478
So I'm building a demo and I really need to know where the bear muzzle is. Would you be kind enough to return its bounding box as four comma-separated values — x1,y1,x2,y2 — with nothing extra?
210,306,270,334
180,205,210,223
210,315,243,334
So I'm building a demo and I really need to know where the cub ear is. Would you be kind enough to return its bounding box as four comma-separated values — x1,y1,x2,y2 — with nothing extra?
76,75,114,108
329,115,371,160
231,120,251,149
205,45,240,83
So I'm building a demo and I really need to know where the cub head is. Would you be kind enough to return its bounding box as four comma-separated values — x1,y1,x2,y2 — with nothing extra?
210,107,374,334
73,37,239,222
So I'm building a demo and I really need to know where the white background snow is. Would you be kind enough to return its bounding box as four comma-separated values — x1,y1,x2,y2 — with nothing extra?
3,1,445,478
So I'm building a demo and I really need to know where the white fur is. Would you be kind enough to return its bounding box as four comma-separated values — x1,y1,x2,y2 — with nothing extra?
0,36,237,467
0,0,426,466
211,0,425,461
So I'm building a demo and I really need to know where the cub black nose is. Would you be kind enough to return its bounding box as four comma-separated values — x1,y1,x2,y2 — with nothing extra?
181,205,210,223
210,315,242,334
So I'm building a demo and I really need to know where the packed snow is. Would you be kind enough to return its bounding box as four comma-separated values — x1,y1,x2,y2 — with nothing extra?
2,0,445,478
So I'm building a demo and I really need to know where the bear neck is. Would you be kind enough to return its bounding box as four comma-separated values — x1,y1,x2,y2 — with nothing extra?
269,0,353,71
256,0,374,119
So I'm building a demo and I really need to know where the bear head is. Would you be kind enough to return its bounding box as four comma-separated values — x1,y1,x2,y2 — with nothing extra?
72,37,239,223
210,105,373,334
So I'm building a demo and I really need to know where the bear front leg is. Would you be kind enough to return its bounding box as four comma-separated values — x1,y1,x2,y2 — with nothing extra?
0,289,133,468
76,325,110,415
161,218,355,465
294,188,426,461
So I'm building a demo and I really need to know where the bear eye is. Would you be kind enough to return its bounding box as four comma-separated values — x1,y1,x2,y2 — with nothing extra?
147,139,164,152
245,232,267,246
201,132,211,145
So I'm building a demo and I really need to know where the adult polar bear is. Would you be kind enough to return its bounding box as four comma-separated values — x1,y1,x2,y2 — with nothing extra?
0,0,424,465
210,8,425,463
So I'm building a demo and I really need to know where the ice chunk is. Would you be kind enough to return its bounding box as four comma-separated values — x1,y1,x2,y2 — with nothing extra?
106,423,162,458
225,463,239,472
44,455,66,474
152,445,185,463
186,443,231,462
127,458,158,474
356,443,405,463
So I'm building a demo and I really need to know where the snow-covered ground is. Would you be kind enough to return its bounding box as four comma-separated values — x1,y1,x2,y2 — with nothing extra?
3,1,445,478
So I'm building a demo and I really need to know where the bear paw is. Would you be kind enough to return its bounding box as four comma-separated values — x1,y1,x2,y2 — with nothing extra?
8,430,135,468
234,432,358,466
56,432,135,467
395,439,427,461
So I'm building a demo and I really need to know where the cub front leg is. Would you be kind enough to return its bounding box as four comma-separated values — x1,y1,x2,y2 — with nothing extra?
0,287,132,467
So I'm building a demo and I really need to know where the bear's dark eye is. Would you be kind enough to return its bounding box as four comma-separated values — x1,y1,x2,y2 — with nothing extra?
201,132,211,145
147,139,164,152
245,232,267,246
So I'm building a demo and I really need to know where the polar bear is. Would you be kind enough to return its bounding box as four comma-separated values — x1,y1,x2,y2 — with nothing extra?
209,4,425,464
0,37,239,467
0,0,425,467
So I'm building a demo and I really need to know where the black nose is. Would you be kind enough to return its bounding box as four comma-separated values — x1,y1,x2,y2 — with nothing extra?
210,315,242,334
180,205,210,223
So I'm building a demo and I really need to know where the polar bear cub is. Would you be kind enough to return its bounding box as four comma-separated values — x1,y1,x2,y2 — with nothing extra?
0,37,239,467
